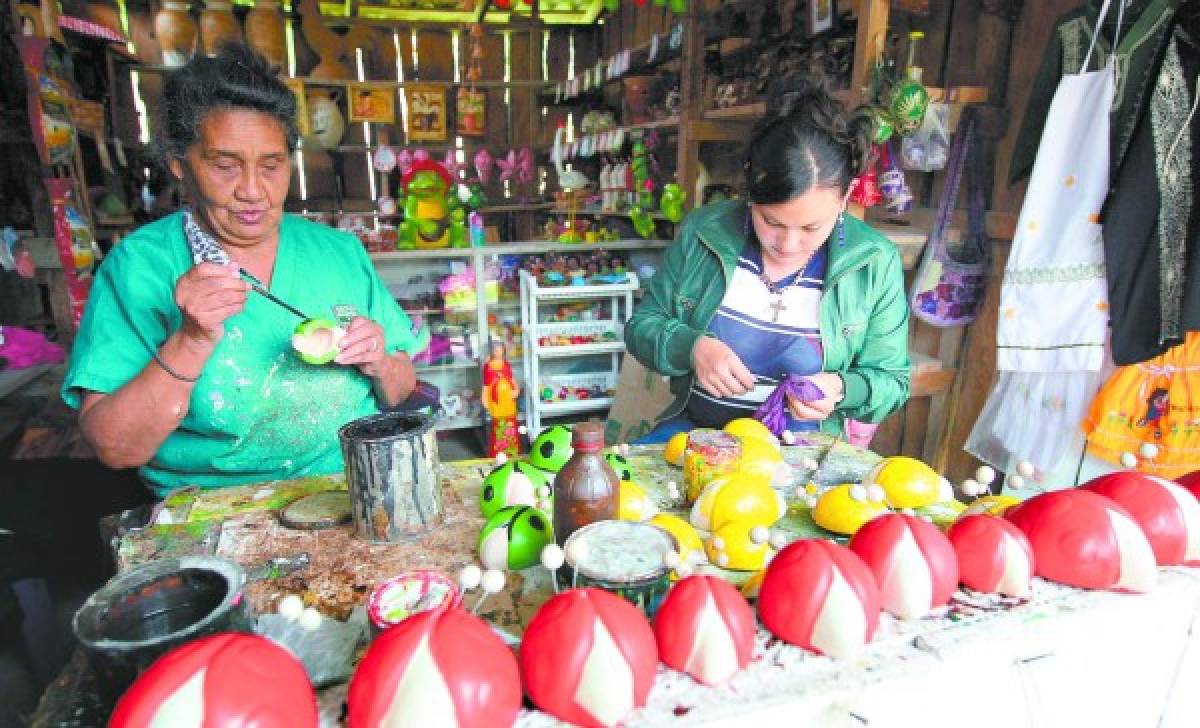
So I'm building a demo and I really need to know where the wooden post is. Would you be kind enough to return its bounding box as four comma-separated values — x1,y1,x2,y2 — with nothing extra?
674,1,704,212
851,0,889,96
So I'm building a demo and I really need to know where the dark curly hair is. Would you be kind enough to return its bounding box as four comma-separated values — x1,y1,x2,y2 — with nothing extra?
744,77,873,204
155,44,299,163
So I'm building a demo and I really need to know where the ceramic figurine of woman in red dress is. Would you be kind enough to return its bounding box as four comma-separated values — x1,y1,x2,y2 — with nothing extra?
482,341,521,457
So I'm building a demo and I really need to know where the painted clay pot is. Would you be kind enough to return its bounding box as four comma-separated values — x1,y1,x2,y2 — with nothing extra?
244,0,287,69
1005,489,1157,593
199,0,242,58
154,0,197,68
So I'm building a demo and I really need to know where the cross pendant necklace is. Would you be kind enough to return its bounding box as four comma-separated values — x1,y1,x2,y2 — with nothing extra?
762,252,814,323
767,296,788,322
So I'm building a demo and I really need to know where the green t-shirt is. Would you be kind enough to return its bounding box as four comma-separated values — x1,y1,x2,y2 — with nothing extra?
63,212,418,496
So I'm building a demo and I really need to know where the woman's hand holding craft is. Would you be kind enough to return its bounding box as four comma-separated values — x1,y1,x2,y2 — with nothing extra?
786,372,844,421
336,316,389,373
693,337,756,398
175,262,250,349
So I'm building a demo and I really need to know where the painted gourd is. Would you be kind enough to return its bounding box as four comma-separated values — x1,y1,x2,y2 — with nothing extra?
862,456,948,509
109,633,317,728
757,539,881,659
722,417,781,450
604,452,636,482
348,606,521,728
478,505,554,571
618,480,659,522
528,425,574,472
291,318,344,365
653,575,755,685
946,514,1035,598
479,461,550,519
1005,489,1157,592
848,513,958,620
690,472,785,531
520,588,658,728
648,513,706,568
811,483,890,535
704,520,772,571
1080,471,1200,566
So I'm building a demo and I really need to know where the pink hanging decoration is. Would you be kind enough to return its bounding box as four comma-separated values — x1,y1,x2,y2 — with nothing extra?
474,148,494,185
396,148,415,177
496,149,518,182
442,149,465,181
412,148,431,163
516,147,535,185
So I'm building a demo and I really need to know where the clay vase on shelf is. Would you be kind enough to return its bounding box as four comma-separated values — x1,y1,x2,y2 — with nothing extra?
199,0,242,58
154,0,197,67
622,75,658,125
244,0,287,69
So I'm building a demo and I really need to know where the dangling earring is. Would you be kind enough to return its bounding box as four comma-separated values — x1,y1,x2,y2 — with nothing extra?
837,211,846,246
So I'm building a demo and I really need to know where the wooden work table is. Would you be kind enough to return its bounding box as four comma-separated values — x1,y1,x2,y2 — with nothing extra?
33,437,1200,726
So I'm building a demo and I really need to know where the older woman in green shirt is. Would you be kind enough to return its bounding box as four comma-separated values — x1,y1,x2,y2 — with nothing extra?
62,45,421,495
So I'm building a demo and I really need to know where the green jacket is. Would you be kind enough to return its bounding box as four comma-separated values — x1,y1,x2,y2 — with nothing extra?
625,200,911,436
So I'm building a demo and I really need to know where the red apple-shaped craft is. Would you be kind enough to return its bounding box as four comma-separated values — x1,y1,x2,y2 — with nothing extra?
520,588,658,728
1080,471,1200,566
109,633,317,728
1177,470,1200,500
653,575,756,685
757,539,881,659
849,513,958,620
946,514,1035,598
348,606,521,728
1005,489,1157,592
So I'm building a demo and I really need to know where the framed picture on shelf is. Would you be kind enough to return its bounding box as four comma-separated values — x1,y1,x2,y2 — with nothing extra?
406,84,448,142
348,84,395,124
808,0,836,36
455,87,486,137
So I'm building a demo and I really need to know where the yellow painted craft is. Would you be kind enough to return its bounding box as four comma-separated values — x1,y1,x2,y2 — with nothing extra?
863,456,945,509
648,513,705,566
618,480,658,522
723,418,780,450
961,494,1021,517
690,472,785,532
662,431,689,467
735,435,787,483
705,520,772,571
811,483,890,535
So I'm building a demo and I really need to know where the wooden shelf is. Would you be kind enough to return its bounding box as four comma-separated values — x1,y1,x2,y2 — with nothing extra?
550,207,673,222
702,103,766,121
369,238,671,263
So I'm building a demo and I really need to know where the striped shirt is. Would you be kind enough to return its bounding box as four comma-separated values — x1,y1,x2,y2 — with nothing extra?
687,241,826,431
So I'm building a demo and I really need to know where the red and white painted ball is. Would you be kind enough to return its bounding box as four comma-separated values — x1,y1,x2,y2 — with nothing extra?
946,514,1035,598
520,588,658,728
757,539,881,659
1176,469,1200,502
652,575,756,686
109,633,317,728
848,513,958,620
1005,489,1157,592
348,606,521,728
1080,471,1200,566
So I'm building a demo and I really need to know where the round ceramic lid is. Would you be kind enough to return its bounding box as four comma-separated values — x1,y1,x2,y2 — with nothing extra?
565,520,675,583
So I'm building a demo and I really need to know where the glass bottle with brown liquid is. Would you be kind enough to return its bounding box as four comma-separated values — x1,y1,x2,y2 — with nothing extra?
552,422,618,547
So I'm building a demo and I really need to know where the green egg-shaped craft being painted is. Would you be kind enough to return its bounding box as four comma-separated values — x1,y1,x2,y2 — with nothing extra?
478,505,555,571
480,461,552,520
292,318,345,365
528,425,574,473
604,452,636,482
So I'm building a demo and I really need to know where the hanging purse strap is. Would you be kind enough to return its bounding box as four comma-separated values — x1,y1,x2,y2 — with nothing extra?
964,114,989,265
928,106,977,258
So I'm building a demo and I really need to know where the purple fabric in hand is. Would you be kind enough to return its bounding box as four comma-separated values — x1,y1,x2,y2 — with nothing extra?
753,374,825,436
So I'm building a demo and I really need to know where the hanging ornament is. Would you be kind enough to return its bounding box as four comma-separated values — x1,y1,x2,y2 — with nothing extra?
373,145,397,173
879,142,913,215
891,31,930,136
516,147,535,185
603,0,620,11
442,149,464,180
659,183,686,223
848,149,882,208
668,0,687,13
496,149,518,182
474,148,494,185
397,148,414,176
869,106,895,144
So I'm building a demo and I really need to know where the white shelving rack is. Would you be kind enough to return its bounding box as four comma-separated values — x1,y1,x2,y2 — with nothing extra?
519,270,640,437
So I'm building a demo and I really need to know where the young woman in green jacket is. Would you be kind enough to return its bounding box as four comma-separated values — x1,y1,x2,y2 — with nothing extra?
625,84,910,443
